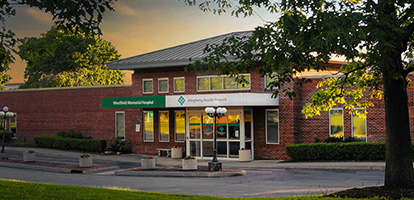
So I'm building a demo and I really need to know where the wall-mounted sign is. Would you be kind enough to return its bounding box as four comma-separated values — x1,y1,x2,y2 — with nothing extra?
102,96,165,109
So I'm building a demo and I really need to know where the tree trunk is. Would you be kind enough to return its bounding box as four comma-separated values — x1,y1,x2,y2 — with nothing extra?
383,71,414,188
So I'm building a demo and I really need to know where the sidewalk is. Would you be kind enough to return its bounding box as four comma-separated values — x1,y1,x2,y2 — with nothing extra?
0,146,386,175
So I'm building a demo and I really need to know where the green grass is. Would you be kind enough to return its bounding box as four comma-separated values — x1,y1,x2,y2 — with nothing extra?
0,178,384,200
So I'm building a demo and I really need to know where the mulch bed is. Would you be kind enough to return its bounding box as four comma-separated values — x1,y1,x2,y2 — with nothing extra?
325,186,414,199
0,159,109,171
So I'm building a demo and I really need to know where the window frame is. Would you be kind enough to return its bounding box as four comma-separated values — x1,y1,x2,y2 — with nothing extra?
351,108,368,142
143,110,154,142
196,74,251,92
264,73,278,91
158,78,169,94
329,108,344,139
142,79,153,94
174,77,185,93
174,110,186,142
265,109,279,144
115,111,125,139
159,110,170,142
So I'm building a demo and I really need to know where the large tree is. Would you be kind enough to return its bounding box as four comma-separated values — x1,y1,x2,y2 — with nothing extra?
18,26,124,88
0,0,117,88
184,0,414,188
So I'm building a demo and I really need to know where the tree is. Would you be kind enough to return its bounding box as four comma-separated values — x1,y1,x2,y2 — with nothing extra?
184,0,414,188
18,26,124,88
0,0,117,89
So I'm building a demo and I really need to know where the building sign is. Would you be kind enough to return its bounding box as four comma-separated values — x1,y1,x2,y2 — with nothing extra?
102,96,165,108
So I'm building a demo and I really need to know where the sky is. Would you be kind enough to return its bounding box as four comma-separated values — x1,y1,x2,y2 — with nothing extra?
5,0,277,84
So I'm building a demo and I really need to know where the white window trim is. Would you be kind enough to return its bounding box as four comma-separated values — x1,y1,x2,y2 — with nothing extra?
174,77,185,93
196,74,251,92
115,111,125,139
142,79,153,94
158,78,169,94
329,108,344,139
174,110,186,143
351,108,368,142
159,110,170,142
265,109,279,144
264,73,278,90
143,111,154,142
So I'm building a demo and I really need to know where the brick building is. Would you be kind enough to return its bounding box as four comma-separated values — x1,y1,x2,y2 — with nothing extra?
0,31,392,160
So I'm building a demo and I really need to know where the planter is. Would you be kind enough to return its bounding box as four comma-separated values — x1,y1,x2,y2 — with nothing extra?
141,159,156,169
182,159,197,170
23,153,35,163
239,150,251,162
171,147,183,159
79,157,93,168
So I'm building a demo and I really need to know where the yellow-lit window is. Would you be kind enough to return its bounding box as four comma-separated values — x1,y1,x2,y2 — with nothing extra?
237,74,251,89
329,108,344,138
224,76,237,90
211,77,223,90
175,111,185,142
352,108,367,141
174,77,185,93
144,111,154,142
159,111,169,142
197,77,210,91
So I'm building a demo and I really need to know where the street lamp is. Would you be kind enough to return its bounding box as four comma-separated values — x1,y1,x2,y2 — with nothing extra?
204,105,227,163
0,106,14,153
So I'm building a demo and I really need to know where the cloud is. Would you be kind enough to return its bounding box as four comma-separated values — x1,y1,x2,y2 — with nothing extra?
113,1,138,17
24,7,52,23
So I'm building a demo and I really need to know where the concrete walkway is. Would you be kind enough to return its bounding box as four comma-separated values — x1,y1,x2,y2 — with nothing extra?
0,146,386,175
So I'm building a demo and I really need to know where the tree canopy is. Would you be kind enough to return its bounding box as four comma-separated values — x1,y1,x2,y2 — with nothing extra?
184,0,414,188
18,26,124,88
0,0,117,88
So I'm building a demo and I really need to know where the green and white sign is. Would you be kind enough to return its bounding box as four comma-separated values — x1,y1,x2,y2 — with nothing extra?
102,96,165,108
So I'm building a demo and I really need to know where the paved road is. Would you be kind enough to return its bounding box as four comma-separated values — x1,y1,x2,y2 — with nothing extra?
0,166,384,197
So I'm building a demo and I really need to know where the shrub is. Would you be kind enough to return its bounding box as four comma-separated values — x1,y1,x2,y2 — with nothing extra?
323,136,366,143
0,131,13,143
108,137,132,153
34,136,106,152
286,142,387,161
57,130,83,139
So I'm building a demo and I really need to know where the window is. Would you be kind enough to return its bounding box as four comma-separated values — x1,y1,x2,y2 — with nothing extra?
144,111,154,142
143,79,153,94
158,78,168,93
159,111,169,142
175,111,185,142
115,112,125,139
197,74,251,91
329,108,344,138
266,109,279,144
352,108,367,141
265,73,278,90
174,77,185,93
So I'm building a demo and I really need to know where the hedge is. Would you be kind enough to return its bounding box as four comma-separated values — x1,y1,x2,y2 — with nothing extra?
285,142,388,161
34,136,106,153
0,131,13,143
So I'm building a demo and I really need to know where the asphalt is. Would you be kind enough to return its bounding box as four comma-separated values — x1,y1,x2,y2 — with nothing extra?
0,146,386,177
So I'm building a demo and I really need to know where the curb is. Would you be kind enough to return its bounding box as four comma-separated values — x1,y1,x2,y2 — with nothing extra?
115,168,247,177
0,161,120,174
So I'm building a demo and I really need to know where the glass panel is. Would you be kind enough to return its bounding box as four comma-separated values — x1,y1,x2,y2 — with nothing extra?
224,76,237,90
210,77,223,90
115,112,125,139
266,110,279,143
245,141,252,150
237,75,250,89
216,115,227,138
197,77,210,91
189,114,201,139
229,142,240,157
265,74,277,89
353,109,367,140
202,141,214,157
10,114,16,138
159,111,169,142
217,141,227,158
330,109,344,138
143,80,153,93
244,110,252,140
174,78,184,92
175,111,185,142
158,79,168,93
190,141,201,157
202,115,214,139
144,111,154,141
228,114,240,139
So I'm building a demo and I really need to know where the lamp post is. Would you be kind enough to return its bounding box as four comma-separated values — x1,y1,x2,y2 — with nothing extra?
0,106,14,153
205,106,227,163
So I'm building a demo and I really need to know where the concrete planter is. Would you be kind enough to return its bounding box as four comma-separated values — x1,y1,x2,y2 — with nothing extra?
239,150,251,162
23,152,35,163
79,157,93,168
171,148,182,159
182,159,197,170
141,159,156,169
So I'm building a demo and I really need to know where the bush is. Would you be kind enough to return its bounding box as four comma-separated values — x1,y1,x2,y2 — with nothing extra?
323,136,366,143
57,130,83,139
286,142,387,161
108,137,132,153
34,136,106,152
0,131,13,143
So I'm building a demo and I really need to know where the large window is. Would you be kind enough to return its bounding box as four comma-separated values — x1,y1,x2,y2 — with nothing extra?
115,111,125,139
158,78,168,93
265,73,278,90
352,108,367,141
174,77,185,93
266,109,279,144
159,111,169,142
143,79,153,94
197,74,251,91
144,111,154,142
329,108,344,138
175,111,185,142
